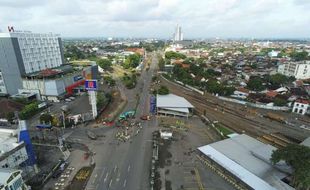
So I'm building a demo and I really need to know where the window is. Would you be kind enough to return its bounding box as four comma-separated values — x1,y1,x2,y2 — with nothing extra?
299,109,303,114
294,108,298,113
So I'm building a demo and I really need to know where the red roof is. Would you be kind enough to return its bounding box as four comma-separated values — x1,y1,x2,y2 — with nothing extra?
40,69,61,77
266,91,278,98
237,87,249,94
296,99,310,104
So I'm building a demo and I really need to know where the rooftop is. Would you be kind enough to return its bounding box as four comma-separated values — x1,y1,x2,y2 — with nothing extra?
0,129,21,157
157,94,194,109
198,134,293,190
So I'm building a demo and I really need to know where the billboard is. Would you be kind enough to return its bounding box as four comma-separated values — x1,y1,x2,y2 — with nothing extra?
85,80,98,91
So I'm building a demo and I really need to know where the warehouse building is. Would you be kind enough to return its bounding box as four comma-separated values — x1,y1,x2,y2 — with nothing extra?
156,94,194,117
197,134,294,190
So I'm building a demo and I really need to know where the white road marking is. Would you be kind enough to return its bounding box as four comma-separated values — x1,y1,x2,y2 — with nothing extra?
109,179,113,187
92,173,98,184
123,179,127,187
127,165,131,172
114,165,118,173
104,172,109,182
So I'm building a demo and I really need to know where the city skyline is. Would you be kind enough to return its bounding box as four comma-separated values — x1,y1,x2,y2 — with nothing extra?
0,0,310,39
0,0,310,38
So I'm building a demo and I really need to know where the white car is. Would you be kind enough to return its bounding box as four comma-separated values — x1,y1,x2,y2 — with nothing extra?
65,98,72,102
69,97,75,100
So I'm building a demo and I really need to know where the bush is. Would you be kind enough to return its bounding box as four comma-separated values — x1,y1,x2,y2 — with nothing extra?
274,97,287,106
19,102,40,120
157,85,169,95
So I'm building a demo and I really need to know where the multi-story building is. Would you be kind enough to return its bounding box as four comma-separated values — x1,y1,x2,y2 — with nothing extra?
0,169,30,190
292,99,309,115
0,31,64,95
173,24,183,42
277,61,310,79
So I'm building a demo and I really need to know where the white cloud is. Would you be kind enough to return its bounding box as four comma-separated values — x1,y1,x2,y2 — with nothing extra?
0,0,309,38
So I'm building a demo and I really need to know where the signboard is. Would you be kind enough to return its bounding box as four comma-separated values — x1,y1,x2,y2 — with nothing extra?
85,80,98,91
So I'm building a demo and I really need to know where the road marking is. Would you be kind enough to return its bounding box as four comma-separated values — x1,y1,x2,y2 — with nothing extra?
100,168,105,179
123,179,127,187
116,172,120,182
104,172,109,182
127,165,131,172
92,173,98,184
114,165,118,173
109,179,113,187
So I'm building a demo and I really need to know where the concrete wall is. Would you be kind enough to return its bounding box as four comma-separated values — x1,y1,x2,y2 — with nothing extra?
0,38,24,95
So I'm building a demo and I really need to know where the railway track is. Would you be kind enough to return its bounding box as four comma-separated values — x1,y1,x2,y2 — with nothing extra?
160,76,309,141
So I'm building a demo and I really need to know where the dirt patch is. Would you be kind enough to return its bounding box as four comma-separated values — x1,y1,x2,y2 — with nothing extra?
97,89,125,121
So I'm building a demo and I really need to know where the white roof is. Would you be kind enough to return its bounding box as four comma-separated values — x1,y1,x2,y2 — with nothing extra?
0,129,21,157
157,94,194,108
301,137,310,147
198,145,276,190
0,169,21,185
198,134,293,190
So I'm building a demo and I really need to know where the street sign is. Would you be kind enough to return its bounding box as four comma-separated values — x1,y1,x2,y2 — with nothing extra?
85,80,98,91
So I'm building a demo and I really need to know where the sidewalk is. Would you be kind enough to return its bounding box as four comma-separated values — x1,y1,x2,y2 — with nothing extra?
44,150,91,190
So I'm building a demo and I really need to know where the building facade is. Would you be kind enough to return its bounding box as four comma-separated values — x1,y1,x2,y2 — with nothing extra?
173,24,183,42
292,99,309,115
0,169,30,190
0,31,64,95
277,61,310,79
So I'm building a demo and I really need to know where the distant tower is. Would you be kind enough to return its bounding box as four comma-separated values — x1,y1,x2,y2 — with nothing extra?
173,24,183,42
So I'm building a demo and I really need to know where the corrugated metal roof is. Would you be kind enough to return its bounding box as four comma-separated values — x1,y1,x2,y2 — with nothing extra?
157,94,194,108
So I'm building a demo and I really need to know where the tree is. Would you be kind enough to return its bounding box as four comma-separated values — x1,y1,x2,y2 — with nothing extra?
97,92,106,108
269,74,289,86
271,144,310,189
5,112,15,123
157,85,169,95
40,113,53,124
274,97,287,106
19,102,39,120
206,80,223,94
97,59,112,70
165,51,186,60
247,77,264,91
123,53,141,69
290,51,309,61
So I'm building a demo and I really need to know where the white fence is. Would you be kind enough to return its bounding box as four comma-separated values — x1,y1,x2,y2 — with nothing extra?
218,96,290,111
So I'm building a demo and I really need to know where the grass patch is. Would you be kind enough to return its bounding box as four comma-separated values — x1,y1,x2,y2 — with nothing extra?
214,123,233,137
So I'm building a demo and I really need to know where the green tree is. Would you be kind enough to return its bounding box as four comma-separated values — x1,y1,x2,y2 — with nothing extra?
247,77,264,91
157,85,169,95
206,80,223,94
269,74,289,86
274,97,287,106
271,144,310,189
290,51,309,61
97,59,112,70
123,53,141,69
97,92,106,108
165,51,186,59
40,113,53,124
19,102,39,120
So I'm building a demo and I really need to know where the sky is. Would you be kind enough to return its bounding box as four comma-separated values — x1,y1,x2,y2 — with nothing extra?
0,0,309,39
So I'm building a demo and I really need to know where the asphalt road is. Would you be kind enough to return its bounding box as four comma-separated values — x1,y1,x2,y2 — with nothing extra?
85,51,159,190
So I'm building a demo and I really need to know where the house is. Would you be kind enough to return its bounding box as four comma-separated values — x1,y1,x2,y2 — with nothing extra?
231,88,249,99
292,99,309,115
266,91,278,99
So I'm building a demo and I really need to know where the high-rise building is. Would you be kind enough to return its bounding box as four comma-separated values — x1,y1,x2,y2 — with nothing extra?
277,61,310,80
173,24,183,42
0,31,64,95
